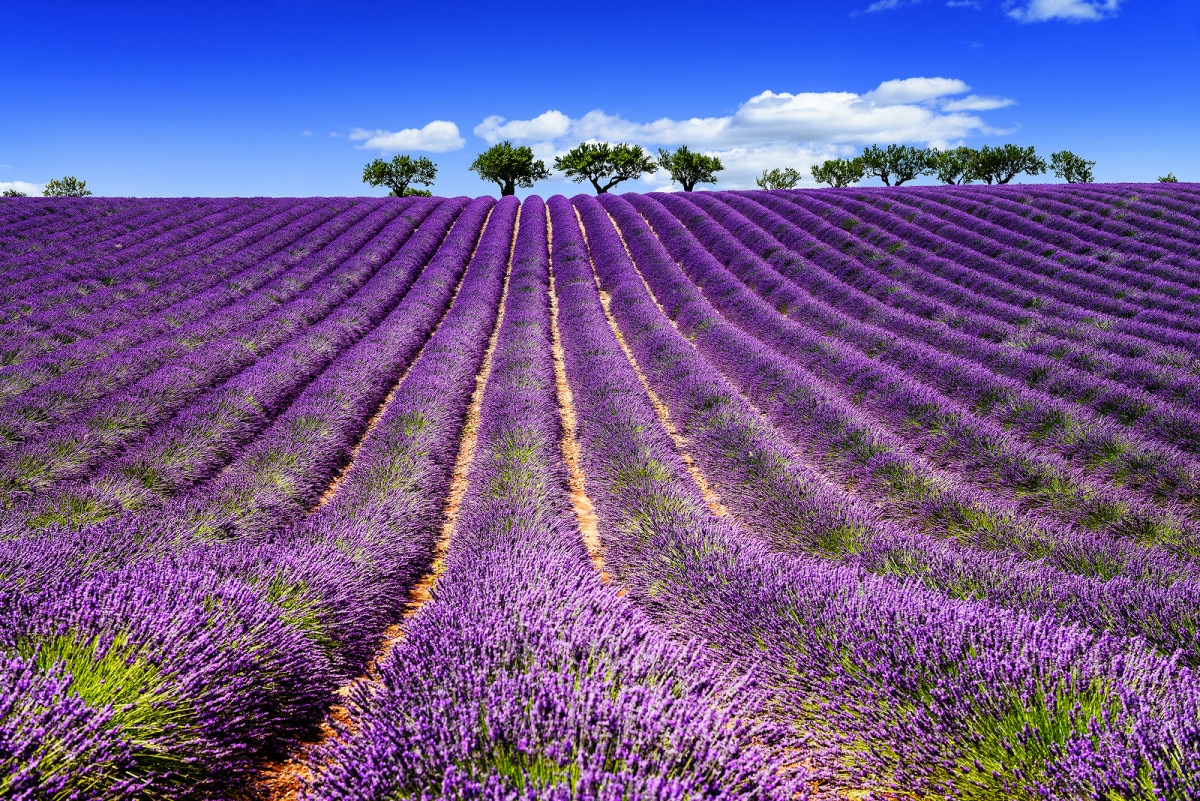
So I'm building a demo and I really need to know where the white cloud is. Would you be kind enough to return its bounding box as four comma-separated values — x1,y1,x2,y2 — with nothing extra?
0,181,43,196
475,78,1014,191
300,130,313,137
477,78,1008,153
1005,0,1120,22
474,110,571,143
940,94,1016,111
863,77,971,105
348,120,465,152
863,0,921,11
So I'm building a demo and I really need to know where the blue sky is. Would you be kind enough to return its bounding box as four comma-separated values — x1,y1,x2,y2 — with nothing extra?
1,0,1196,197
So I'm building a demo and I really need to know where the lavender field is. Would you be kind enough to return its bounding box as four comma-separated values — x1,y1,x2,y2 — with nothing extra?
2,184,1200,800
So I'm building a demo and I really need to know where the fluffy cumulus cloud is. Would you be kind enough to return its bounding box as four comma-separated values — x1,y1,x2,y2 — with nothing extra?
348,120,465,152
1005,0,1120,21
474,78,1013,190
475,111,571,143
0,181,43,196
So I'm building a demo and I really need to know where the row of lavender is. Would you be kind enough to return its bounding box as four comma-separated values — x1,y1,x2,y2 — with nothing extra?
304,197,798,800
0,195,508,796
1,186,1198,799
0,194,802,799
305,187,1200,798
548,192,1199,799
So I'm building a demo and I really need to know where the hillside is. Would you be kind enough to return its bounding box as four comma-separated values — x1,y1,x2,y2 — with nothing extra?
2,185,1199,800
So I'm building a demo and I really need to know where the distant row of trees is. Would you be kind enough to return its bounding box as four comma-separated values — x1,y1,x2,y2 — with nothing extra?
1,158,1182,201
361,142,1129,197
2,176,92,197
806,144,1096,188
364,141,725,197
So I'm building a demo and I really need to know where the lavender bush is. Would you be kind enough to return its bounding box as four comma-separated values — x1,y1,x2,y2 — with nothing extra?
1,186,1198,799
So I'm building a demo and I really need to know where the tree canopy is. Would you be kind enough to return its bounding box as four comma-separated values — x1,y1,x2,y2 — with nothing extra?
810,157,865,188
1159,173,1179,183
470,141,551,196
860,145,933,186
656,146,723,192
929,147,977,185
968,144,1046,185
1,189,26,197
755,167,802,190
362,155,438,197
42,176,91,197
554,142,657,194
1049,151,1095,184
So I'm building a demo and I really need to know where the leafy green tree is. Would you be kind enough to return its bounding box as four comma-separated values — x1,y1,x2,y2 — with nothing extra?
1049,151,1095,184
42,176,91,197
967,144,1046,185
362,155,438,197
930,147,977,185
656,145,724,192
1159,173,1179,183
1,189,26,197
859,144,933,186
469,140,551,196
810,157,865,188
554,142,657,194
755,167,803,190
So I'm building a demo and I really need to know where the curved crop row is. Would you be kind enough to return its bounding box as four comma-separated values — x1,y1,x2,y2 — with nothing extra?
305,196,797,801
551,193,1200,801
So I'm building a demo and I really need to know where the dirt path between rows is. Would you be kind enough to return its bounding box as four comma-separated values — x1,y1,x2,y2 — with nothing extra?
307,205,496,514
254,205,512,801
572,204,729,518
610,203,916,801
545,208,608,582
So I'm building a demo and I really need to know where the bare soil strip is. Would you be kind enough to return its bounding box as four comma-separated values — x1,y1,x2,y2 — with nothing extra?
572,206,730,518
545,209,608,582
255,206,511,801
611,206,914,801
309,205,496,514
422,210,518,609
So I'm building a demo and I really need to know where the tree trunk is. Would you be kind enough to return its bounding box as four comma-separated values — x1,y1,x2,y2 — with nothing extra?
501,181,516,196
682,180,695,192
